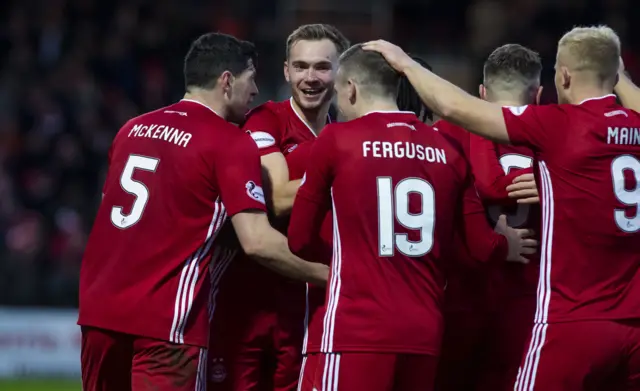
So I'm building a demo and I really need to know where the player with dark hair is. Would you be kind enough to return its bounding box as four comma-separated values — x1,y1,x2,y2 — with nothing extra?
78,32,328,391
437,43,543,391
397,55,433,123
366,25,640,390
207,24,350,391
289,44,534,391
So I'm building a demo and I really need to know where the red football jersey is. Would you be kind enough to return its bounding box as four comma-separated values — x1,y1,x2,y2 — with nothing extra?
244,98,321,156
78,99,266,347
289,111,493,355
469,133,541,297
432,120,511,312
502,94,640,323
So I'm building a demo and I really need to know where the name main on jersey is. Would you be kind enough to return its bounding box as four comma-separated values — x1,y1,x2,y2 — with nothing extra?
607,127,640,145
128,124,192,148
362,141,447,164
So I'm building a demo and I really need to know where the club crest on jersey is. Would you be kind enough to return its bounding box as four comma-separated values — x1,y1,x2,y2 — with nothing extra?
506,105,529,116
249,131,276,149
245,181,266,204
209,358,226,383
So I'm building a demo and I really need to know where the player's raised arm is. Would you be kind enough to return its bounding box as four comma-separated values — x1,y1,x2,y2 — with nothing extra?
615,58,640,112
363,40,509,143
288,128,335,256
217,134,328,286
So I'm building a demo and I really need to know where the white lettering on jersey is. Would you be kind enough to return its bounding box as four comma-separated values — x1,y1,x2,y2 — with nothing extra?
387,122,416,130
506,105,529,116
607,127,640,145
249,131,276,149
362,141,447,164
605,110,628,118
245,181,266,204
128,124,192,148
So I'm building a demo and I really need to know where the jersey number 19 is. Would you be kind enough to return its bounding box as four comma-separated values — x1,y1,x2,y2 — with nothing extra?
377,177,435,257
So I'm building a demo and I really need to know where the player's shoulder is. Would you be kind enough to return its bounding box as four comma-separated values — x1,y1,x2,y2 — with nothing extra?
245,100,288,121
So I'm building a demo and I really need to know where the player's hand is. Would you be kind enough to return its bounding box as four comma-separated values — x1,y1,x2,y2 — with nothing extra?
494,215,538,264
361,40,418,74
506,173,539,204
310,263,330,288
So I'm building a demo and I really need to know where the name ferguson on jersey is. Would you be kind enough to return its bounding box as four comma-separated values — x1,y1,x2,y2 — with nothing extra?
128,124,192,148
362,141,447,164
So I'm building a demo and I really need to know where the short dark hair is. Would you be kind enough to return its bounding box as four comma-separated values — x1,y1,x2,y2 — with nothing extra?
184,32,257,91
483,44,542,99
397,55,433,122
338,44,400,98
286,24,350,58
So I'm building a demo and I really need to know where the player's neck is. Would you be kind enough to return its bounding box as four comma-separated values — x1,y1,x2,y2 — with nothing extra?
182,91,227,119
357,100,400,117
567,87,614,105
290,98,330,135
491,99,530,107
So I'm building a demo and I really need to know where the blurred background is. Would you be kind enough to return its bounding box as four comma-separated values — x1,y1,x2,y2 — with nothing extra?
0,0,638,389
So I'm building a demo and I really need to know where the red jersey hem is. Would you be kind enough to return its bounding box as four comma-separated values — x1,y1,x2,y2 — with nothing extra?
77,318,207,348
305,344,439,356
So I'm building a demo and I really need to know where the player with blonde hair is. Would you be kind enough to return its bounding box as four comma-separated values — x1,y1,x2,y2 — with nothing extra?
365,25,640,390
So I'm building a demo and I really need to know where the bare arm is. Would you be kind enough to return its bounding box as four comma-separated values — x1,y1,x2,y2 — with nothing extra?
261,152,301,217
231,210,328,287
615,71,640,112
363,40,511,144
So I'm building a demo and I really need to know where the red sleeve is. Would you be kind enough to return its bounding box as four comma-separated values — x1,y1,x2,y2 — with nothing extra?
502,104,567,150
215,133,268,216
458,181,509,263
242,105,283,156
469,134,533,204
288,129,335,255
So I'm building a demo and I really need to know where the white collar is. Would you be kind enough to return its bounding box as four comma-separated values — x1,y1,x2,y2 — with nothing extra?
577,94,616,105
180,99,222,117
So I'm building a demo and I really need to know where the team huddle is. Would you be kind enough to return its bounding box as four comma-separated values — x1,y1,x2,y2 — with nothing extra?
77,22,640,391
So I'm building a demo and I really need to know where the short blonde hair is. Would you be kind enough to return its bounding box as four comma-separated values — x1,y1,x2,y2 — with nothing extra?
558,25,620,83
285,24,350,59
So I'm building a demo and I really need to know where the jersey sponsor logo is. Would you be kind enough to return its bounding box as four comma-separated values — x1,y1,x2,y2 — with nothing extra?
249,131,276,149
506,105,529,116
287,144,299,153
245,181,266,204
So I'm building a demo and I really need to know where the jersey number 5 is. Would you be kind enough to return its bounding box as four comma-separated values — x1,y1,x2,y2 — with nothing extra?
377,177,435,257
110,154,160,229
612,155,640,233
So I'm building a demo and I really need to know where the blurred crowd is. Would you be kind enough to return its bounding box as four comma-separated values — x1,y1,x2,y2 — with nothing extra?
0,0,638,307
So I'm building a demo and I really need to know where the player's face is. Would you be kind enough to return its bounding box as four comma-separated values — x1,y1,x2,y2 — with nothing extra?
228,65,259,123
285,39,339,111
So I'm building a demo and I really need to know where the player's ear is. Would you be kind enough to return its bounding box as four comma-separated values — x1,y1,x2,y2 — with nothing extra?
535,86,543,105
283,61,290,83
347,79,357,104
220,71,234,98
479,84,487,100
561,67,571,90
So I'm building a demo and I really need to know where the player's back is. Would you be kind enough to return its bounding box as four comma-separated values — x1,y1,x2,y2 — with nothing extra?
504,95,640,322
79,99,248,347
325,111,469,355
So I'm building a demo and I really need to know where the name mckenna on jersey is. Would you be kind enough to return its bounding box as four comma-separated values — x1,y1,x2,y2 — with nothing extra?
362,141,447,164
128,124,192,148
